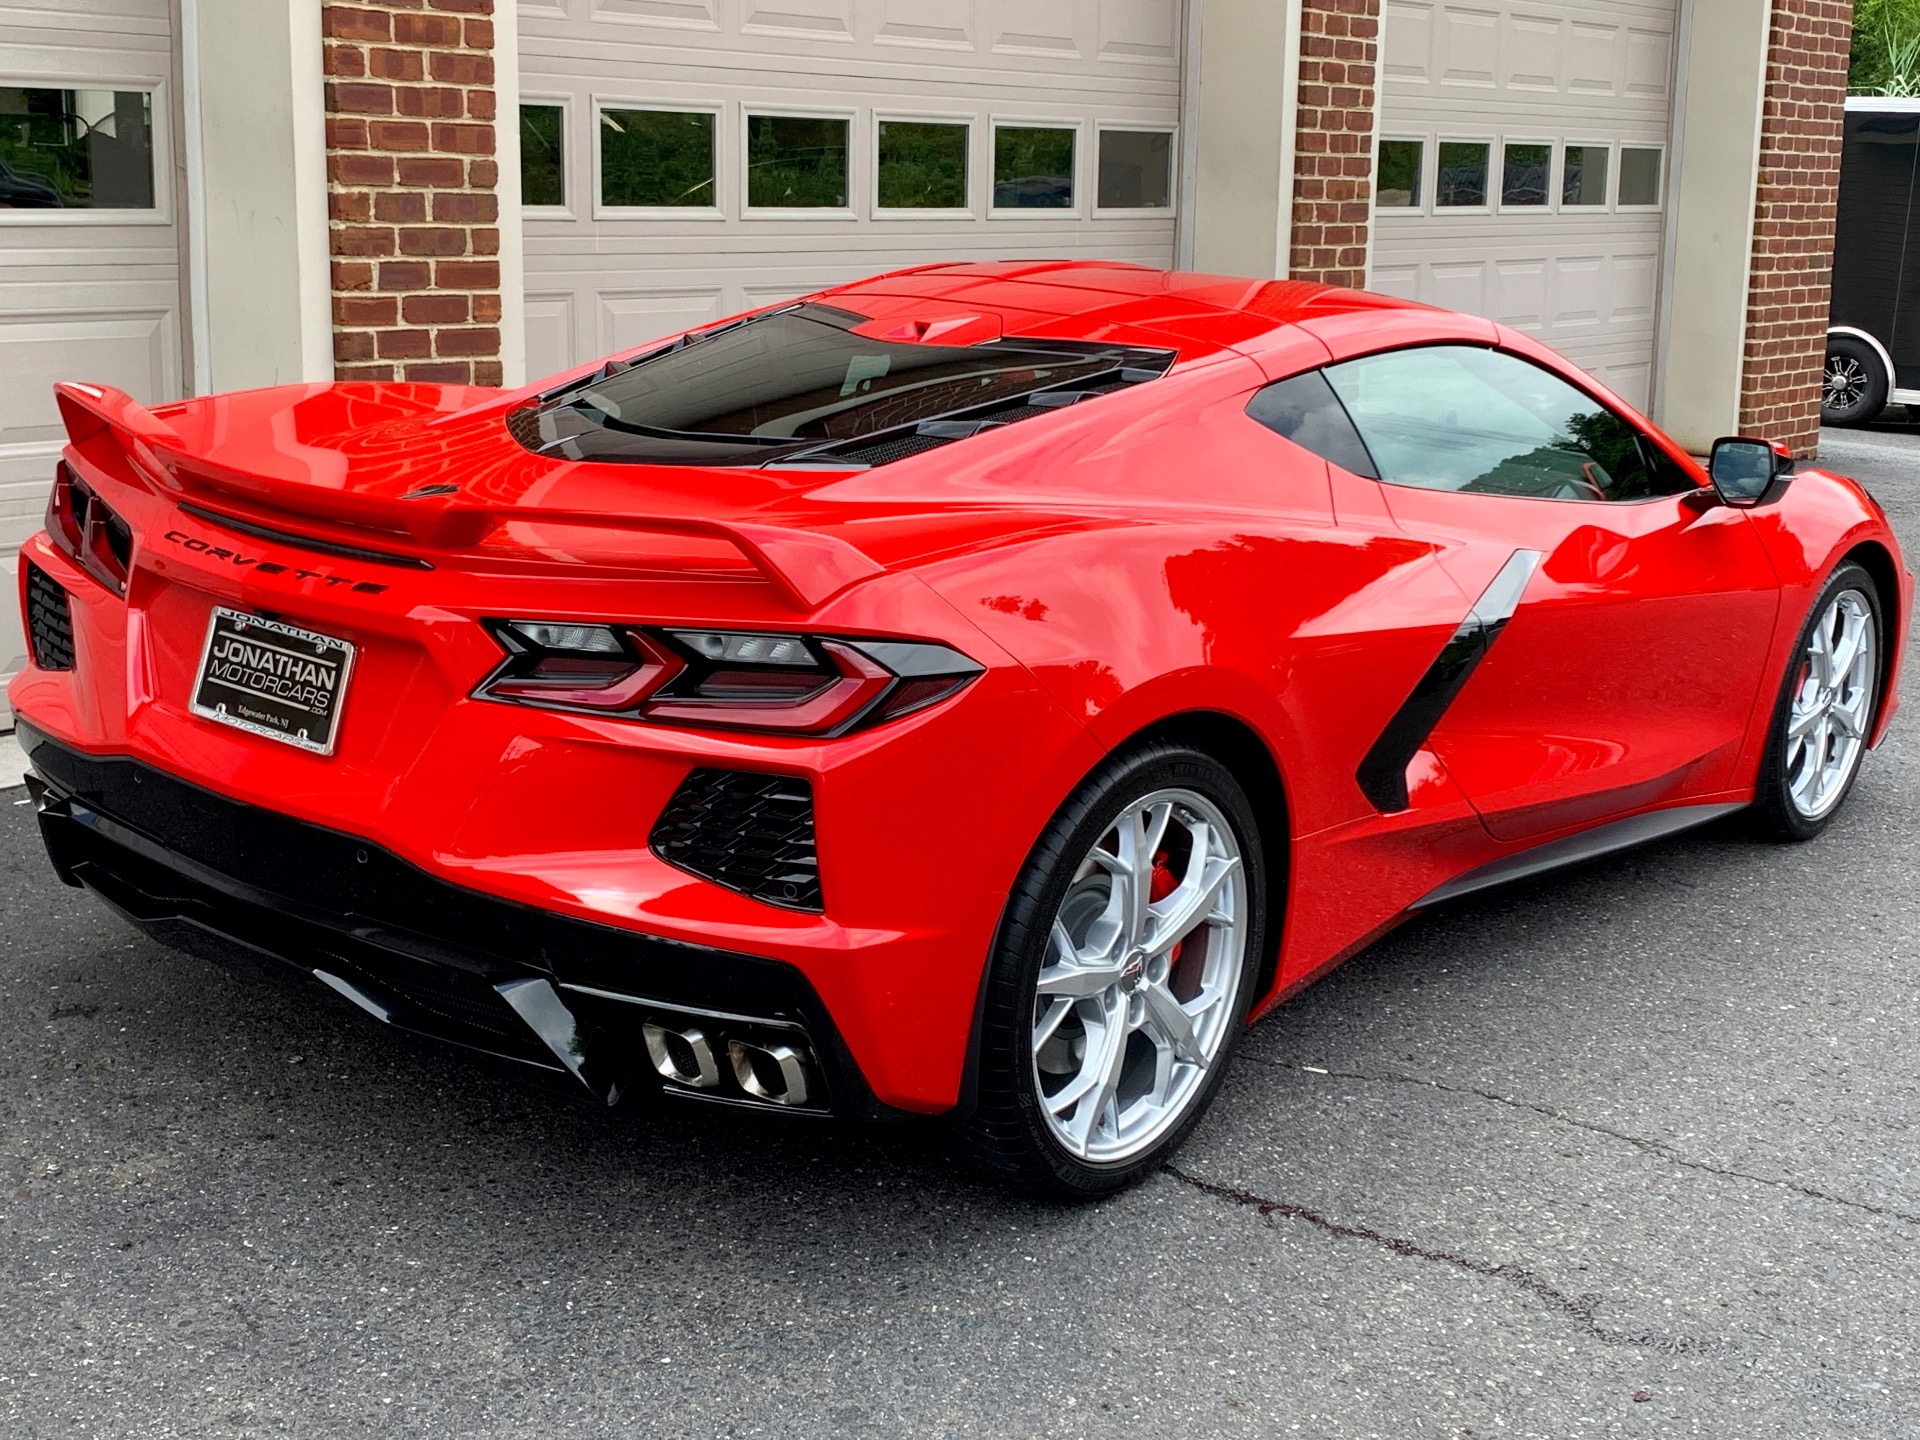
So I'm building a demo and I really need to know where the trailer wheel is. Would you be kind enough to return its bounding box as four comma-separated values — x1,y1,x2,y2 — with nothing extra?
1821,334,1888,427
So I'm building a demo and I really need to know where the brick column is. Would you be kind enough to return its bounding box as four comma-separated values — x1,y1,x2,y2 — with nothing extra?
322,0,503,386
1738,0,1854,455
1288,0,1381,287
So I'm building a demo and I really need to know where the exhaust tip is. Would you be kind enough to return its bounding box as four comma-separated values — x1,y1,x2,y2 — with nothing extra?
643,1020,721,1089
726,1038,813,1108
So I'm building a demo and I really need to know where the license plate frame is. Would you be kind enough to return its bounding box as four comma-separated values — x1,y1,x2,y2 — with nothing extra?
189,607,355,756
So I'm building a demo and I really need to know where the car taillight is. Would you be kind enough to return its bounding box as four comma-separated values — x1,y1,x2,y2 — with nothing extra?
475,622,982,735
46,462,133,596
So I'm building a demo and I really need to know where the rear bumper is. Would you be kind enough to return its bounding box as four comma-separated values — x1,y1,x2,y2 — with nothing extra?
18,721,903,1120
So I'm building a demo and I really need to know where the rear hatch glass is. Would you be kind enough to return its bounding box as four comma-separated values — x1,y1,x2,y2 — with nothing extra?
511,303,1172,467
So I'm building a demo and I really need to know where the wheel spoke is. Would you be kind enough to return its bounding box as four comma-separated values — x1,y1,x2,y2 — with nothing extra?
1829,697,1866,739
1140,982,1204,1064
1788,700,1827,742
1037,955,1126,999
1033,996,1073,1050
1147,853,1241,956
1807,621,1835,689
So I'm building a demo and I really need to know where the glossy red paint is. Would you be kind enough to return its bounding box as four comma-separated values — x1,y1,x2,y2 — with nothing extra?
13,263,1911,1116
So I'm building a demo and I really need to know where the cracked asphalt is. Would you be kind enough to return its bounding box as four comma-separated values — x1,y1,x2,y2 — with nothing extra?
4,424,1919,1439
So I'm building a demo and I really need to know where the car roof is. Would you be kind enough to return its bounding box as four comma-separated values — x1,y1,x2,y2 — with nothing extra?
814,261,1434,358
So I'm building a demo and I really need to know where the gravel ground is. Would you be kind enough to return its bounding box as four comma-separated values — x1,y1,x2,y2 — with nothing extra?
1,426,1916,1438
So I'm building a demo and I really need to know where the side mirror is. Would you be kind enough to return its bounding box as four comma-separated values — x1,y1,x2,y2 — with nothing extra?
1708,435,1796,507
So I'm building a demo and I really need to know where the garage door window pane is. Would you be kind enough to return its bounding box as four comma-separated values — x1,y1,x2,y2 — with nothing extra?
1618,147,1662,206
1097,129,1171,208
521,105,564,207
1501,143,1550,206
1435,142,1489,207
878,121,967,209
994,126,1075,209
0,87,153,209
601,109,715,208
1562,144,1608,206
1376,139,1422,207
748,115,849,209
1322,345,1694,502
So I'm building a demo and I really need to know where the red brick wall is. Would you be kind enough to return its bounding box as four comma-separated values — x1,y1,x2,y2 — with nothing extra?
1739,0,1854,455
322,0,503,385
1289,0,1381,287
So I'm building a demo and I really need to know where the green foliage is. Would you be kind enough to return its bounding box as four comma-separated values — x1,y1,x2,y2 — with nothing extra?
877,121,967,209
993,127,1075,208
1852,0,1920,95
519,105,563,207
746,115,848,209
601,109,715,208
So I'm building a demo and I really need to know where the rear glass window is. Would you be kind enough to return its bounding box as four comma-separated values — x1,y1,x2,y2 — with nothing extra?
524,304,1168,466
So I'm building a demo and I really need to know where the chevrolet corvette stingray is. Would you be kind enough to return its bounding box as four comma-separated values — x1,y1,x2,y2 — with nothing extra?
12,263,1909,1197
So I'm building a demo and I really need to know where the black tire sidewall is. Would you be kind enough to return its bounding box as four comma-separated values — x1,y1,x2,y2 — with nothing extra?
969,742,1267,1199
1822,336,1889,427
1753,561,1883,841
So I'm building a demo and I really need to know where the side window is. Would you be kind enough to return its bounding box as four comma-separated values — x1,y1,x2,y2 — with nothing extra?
1320,345,1695,502
1245,370,1379,479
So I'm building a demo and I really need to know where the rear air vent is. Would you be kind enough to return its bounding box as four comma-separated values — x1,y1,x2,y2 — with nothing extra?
650,768,822,912
25,563,75,671
505,404,545,451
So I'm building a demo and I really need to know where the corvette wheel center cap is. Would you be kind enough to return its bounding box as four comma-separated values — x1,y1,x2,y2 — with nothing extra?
1120,954,1148,992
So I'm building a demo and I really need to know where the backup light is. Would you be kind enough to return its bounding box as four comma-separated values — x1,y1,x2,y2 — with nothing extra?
476,621,983,735
671,630,812,666
506,620,623,653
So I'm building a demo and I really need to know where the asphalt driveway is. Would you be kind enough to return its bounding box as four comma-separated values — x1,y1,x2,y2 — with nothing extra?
3,425,1918,1438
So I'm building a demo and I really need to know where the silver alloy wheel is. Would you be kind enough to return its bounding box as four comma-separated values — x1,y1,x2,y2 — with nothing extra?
1824,353,1867,413
1786,588,1877,820
1031,788,1247,1164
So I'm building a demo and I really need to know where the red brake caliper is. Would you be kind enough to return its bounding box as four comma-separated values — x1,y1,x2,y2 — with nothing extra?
1150,852,1183,964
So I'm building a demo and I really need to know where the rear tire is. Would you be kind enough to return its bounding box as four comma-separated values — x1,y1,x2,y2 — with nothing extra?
1750,561,1883,842
964,741,1266,1200
1821,335,1888,427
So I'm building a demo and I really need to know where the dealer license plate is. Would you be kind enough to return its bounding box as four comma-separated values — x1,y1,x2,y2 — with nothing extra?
190,607,355,755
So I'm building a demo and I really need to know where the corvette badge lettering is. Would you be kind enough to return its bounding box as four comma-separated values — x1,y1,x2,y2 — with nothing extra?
161,529,388,594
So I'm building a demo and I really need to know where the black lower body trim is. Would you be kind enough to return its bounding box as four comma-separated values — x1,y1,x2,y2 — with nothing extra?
1411,801,1745,908
15,720,898,1120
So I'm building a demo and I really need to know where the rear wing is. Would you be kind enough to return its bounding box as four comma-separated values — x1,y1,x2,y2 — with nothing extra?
55,381,884,611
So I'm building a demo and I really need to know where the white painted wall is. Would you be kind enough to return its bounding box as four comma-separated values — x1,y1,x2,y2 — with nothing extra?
1652,0,1772,452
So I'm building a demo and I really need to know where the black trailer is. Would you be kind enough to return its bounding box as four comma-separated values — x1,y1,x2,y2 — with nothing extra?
1825,97,1920,424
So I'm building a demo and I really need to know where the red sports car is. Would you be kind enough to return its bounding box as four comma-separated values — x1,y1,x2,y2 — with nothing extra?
13,263,1909,1197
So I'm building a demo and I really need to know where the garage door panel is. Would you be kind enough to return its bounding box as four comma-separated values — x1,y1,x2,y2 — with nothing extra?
875,0,974,49
1625,27,1670,97
1493,258,1546,328
0,312,176,449
1440,8,1497,89
524,292,579,381
0,3,183,724
1503,14,1559,91
1374,0,1674,399
743,0,857,42
597,289,724,353
589,0,719,28
1384,1,1433,83
523,0,1180,373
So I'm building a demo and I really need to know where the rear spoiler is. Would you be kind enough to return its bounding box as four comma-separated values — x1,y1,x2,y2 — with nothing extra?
55,381,181,450
502,508,886,610
55,382,885,611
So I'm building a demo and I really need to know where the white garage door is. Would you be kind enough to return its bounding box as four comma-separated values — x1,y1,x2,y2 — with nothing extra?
0,1,184,725
1370,0,1676,409
518,0,1184,379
